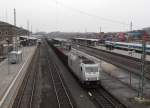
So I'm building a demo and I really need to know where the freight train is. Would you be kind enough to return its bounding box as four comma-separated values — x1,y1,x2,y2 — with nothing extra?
68,51,101,86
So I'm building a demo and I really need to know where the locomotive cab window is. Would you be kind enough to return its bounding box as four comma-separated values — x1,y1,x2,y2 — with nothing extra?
86,67,98,73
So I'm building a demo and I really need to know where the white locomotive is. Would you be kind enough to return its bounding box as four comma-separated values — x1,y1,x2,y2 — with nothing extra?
68,51,100,85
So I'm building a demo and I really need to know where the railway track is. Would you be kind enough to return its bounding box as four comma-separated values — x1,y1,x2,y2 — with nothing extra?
12,48,39,108
13,40,127,108
44,40,76,108
48,41,127,108
88,87,126,108
13,41,76,108
47,59,74,108
73,44,150,78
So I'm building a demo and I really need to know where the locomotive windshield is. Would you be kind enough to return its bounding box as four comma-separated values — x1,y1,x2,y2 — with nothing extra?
85,67,98,72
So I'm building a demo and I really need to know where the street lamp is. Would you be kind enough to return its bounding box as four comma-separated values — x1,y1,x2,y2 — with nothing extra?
6,38,10,75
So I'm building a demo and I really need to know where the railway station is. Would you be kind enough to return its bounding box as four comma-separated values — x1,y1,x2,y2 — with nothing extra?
1,1,150,108
0,27,150,108
71,38,100,46
49,37,150,108
1,33,150,108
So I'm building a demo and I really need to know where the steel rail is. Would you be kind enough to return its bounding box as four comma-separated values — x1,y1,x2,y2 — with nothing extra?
13,49,39,108
97,89,125,108
15,67,31,108
29,63,38,108
53,63,74,108
72,45,147,76
90,89,115,108
89,89,126,108
45,41,74,108
48,61,61,108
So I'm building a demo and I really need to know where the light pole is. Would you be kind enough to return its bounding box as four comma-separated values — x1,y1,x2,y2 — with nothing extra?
6,39,10,75
138,32,147,100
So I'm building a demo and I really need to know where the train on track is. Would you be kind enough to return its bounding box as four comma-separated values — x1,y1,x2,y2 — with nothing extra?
37,39,42,45
68,50,101,86
105,41,150,53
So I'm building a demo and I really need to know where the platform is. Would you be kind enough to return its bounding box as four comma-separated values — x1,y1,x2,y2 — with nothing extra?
0,46,36,108
71,48,150,108
101,62,150,108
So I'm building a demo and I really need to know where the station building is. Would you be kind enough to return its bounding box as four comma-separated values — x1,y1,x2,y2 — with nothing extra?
0,21,29,58
71,38,100,46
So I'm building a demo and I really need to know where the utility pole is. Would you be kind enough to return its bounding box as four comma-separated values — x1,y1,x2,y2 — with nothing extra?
130,21,132,31
100,26,101,33
5,9,8,22
13,8,17,51
129,21,132,85
6,39,10,75
31,25,32,36
138,33,147,100
27,20,30,46
27,20,30,36
14,8,16,26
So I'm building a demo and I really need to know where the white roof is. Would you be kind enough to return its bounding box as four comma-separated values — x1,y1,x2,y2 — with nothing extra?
20,36,37,40
10,50,22,54
74,38,99,42
53,38,68,42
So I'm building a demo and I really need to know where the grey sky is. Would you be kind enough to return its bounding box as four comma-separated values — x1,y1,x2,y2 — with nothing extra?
0,0,149,32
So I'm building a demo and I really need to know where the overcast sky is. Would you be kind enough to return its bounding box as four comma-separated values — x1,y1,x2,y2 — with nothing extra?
0,0,149,33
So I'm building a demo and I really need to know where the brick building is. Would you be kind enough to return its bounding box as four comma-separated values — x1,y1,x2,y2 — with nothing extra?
0,21,29,57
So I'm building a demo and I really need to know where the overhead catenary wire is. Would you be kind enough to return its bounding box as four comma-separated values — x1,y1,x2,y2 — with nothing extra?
50,0,141,30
